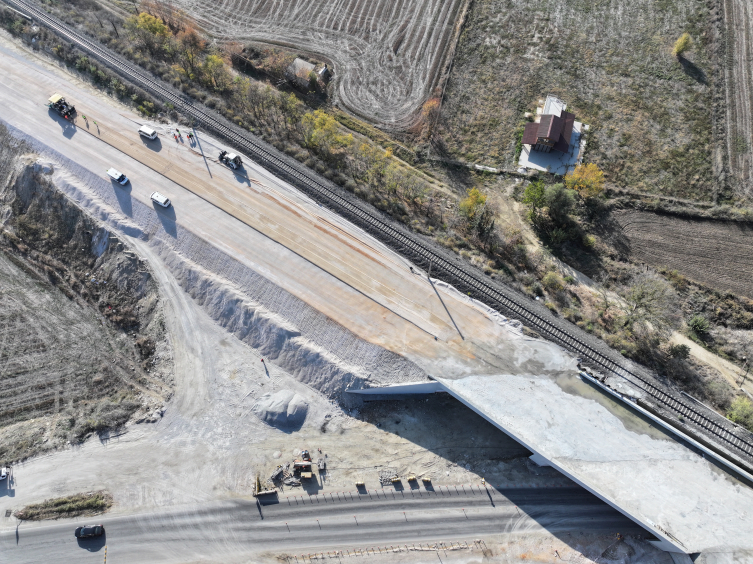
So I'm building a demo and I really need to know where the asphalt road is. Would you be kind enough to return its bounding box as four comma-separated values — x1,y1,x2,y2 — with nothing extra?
2,487,645,563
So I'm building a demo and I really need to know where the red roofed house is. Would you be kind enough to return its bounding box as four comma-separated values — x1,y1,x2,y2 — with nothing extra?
522,96,576,154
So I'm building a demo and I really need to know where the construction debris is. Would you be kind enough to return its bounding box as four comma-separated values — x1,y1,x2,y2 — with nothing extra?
379,468,399,486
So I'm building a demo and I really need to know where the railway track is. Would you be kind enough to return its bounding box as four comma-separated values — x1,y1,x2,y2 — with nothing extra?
7,0,753,466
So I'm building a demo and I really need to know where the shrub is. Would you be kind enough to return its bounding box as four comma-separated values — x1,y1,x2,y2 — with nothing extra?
15,491,113,520
668,343,691,360
688,315,710,336
672,32,693,57
727,396,753,431
542,271,565,293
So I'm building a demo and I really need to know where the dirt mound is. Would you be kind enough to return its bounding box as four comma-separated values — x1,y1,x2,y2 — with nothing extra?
615,210,753,298
0,126,172,463
252,390,308,430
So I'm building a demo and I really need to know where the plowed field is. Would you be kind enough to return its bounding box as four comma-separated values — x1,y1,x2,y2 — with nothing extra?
721,0,753,198
178,0,467,126
615,210,753,298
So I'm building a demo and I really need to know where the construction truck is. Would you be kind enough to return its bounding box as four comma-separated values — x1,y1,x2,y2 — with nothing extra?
47,93,76,120
293,460,313,480
219,150,242,170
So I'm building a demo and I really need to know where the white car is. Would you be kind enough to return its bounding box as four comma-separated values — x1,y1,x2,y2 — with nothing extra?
107,168,128,185
150,192,171,208
0,467,7,480
138,125,158,140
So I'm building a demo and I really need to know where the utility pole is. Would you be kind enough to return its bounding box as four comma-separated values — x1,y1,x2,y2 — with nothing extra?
740,356,749,388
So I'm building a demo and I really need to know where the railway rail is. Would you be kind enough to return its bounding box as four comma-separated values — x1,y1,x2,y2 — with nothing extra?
7,0,753,467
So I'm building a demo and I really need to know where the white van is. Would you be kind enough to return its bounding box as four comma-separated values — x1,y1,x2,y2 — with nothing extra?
138,125,158,140
150,192,171,208
106,168,128,185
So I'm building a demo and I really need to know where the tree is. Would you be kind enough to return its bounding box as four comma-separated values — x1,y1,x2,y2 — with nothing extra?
201,54,233,92
673,33,693,58
301,110,353,168
124,12,171,56
544,183,576,225
727,396,753,432
565,163,605,199
668,343,691,360
620,273,677,337
459,188,495,244
459,188,487,221
522,180,547,226
175,26,205,79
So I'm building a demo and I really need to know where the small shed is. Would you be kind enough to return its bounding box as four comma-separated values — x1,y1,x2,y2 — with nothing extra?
318,64,332,82
285,58,316,90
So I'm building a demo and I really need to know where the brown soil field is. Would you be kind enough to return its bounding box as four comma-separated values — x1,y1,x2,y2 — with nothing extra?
614,210,753,299
720,0,753,199
437,0,715,201
173,0,468,126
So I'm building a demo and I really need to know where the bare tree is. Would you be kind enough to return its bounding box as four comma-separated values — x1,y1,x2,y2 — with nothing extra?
620,273,678,338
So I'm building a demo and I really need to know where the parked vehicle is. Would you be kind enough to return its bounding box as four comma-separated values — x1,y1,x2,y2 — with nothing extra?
106,168,129,185
74,525,104,538
150,192,171,208
138,125,158,140
0,467,7,480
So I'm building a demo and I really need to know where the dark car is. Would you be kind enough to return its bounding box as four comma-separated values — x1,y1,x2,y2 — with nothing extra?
74,525,104,538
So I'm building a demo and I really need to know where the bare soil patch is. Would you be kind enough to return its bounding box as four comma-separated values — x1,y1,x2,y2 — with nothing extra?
14,491,113,521
437,0,715,201
0,130,172,463
614,210,753,299
169,0,467,126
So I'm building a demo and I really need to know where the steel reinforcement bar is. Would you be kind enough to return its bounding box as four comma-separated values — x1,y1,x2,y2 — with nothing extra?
8,0,753,464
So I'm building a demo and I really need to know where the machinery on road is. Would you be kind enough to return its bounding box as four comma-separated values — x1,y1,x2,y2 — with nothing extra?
47,93,76,120
219,150,242,170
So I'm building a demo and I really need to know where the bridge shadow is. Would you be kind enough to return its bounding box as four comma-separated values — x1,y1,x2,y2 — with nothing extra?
353,393,657,554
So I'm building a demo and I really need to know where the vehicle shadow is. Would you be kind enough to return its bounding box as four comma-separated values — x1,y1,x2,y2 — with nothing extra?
77,531,106,552
48,109,77,139
111,179,133,217
0,470,15,498
301,475,324,495
141,136,163,152
231,167,251,187
153,202,177,238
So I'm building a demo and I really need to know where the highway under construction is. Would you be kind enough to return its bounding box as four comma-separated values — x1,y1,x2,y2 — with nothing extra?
0,3,752,563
